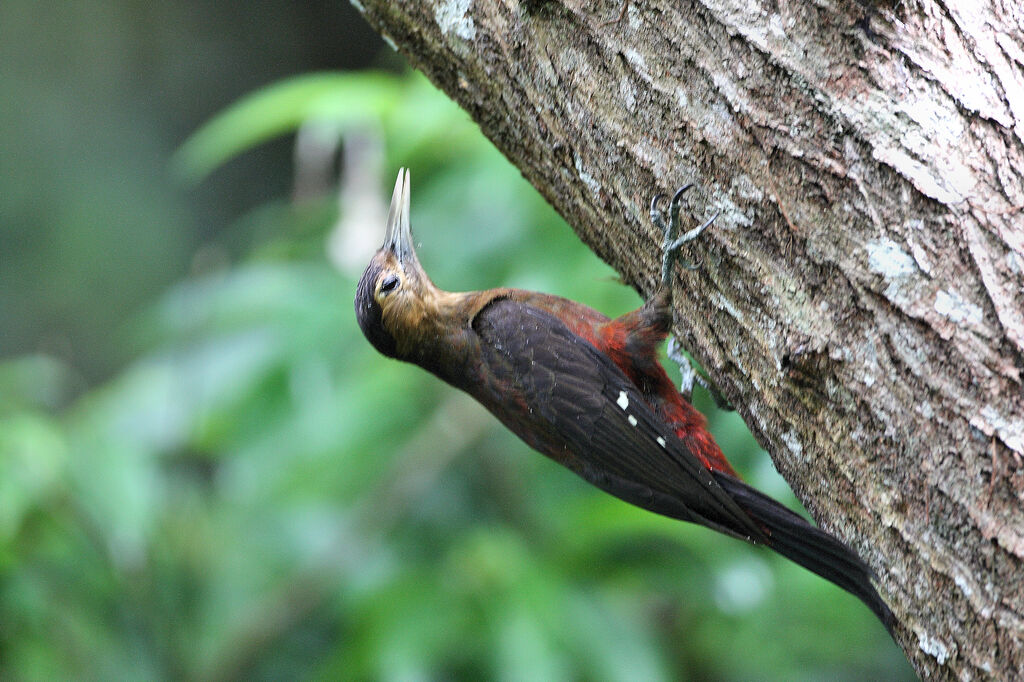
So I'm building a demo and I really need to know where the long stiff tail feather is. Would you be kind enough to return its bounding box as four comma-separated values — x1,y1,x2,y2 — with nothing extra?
712,472,895,637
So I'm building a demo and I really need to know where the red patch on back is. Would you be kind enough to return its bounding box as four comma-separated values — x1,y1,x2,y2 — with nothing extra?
521,292,739,478
598,321,738,477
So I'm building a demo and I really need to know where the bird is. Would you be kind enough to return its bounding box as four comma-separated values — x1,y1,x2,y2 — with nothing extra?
355,168,894,635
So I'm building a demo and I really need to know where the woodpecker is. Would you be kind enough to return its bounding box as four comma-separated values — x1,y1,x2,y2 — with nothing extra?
355,168,894,634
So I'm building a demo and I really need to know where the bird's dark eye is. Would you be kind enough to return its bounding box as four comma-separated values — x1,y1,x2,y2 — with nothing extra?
379,274,400,295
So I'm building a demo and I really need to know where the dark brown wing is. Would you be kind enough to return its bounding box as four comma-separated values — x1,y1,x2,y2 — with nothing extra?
469,298,766,542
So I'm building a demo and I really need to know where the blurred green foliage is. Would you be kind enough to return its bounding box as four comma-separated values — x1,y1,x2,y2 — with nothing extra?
1,66,912,680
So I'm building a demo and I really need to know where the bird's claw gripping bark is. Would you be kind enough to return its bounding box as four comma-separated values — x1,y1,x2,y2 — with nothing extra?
666,338,736,411
650,184,719,287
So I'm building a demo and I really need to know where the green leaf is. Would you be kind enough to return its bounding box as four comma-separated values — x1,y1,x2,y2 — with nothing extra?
0,412,67,542
171,71,402,184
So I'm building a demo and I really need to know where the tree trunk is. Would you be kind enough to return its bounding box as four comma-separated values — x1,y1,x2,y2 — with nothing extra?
350,0,1024,677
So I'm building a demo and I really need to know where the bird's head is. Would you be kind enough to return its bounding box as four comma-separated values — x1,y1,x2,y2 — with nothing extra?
354,168,436,359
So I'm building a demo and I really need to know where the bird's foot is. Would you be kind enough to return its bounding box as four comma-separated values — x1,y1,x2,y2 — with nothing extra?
666,338,735,411
650,184,719,287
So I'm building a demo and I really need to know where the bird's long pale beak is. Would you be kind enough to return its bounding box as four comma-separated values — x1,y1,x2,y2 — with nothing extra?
382,168,418,267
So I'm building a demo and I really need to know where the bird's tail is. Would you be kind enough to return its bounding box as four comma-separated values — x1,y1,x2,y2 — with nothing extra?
712,471,896,637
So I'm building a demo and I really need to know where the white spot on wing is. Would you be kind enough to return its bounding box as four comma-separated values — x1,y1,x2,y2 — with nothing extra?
628,415,638,427
617,391,629,410
656,437,666,448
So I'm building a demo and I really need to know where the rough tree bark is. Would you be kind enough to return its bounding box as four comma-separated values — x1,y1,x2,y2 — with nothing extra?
350,0,1024,678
